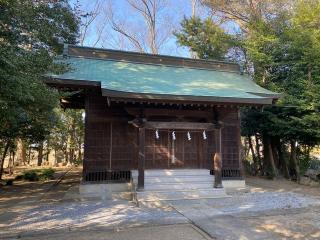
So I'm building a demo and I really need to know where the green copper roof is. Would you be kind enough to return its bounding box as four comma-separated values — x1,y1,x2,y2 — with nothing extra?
49,56,280,104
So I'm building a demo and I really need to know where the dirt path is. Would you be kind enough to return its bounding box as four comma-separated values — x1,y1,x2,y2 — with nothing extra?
0,168,81,210
8,224,213,240
245,176,320,197
1,172,319,240
168,178,320,240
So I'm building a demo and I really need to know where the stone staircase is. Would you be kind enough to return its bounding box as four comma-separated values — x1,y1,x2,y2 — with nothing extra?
132,169,228,202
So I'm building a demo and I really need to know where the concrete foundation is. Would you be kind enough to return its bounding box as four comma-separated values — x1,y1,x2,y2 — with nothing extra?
76,171,245,202
222,179,246,189
79,182,132,200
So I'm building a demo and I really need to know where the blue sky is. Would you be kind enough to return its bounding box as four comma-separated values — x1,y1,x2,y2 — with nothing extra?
69,0,211,57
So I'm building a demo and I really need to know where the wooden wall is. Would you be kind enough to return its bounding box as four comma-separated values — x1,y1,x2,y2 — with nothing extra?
83,92,241,176
83,92,138,174
219,108,241,171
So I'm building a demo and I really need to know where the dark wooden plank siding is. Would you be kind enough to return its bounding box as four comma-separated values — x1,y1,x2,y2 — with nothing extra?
219,108,241,177
222,126,240,169
84,92,137,173
83,93,241,176
111,122,137,169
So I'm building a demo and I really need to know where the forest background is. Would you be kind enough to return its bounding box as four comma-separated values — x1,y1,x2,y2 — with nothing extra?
1,0,320,182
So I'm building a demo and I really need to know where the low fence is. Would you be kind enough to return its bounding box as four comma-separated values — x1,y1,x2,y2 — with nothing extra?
84,170,131,183
210,168,242,179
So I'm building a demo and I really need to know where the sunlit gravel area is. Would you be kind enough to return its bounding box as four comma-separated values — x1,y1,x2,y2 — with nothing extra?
219,191,320,214
168,190,320,240
1,188,320,239
0,200,187,238
169,191,320,219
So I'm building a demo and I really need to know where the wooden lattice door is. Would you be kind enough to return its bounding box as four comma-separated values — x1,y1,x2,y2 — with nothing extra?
145,130,170,168
145,129,211,169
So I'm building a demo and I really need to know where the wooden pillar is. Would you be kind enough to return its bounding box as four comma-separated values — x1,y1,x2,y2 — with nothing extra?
137,127,145,190
214,127,223,188
83,91,90,181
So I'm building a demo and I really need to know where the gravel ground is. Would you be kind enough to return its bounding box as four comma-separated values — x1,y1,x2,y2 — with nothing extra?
208,191,320,214
169,191,320,240
16,224,212,240
0,200,187,237
168,191,320,219
1,172,320,239
2,190,320,236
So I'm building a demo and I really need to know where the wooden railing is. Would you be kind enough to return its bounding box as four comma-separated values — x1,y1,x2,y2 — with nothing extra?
84,170,131,183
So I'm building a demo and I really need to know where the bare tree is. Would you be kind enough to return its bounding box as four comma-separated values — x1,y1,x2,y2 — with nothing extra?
76,0,108,47
189,0,203,58
202,0,293,32
73,0,210,55
104,0,174,54
191,0,205,17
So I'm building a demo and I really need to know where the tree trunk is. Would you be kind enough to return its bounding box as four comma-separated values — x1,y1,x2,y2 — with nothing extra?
46,147,50,165
69,148,74,164
12,151,15,170
0,141,10,180
27,146,32,165
69,119,76,164
64,149,69,164
37,142,44,166
290,140,300,182
275,139,289,178
78,148,82,162
53,148,57,166
8,151,15,175
248,136,257,175
268,140,277,175
262,134,277,177
243,138,249,160
77,140,83,162
255,134,263,172
21,140,27,165
271,137,279,169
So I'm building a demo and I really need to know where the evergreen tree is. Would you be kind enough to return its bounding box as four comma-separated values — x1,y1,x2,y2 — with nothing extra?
175,17,236,60
176,0,320,180
0,0,79,178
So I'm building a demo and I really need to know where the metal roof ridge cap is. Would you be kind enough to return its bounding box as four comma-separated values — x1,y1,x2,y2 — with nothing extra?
66,55,242,74
66,44,240,66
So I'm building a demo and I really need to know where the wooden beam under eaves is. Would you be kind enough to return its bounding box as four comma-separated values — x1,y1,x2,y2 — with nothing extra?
129,121,219,130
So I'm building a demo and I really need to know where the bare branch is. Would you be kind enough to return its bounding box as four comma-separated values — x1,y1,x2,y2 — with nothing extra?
79,0,102,46
103,0,173,54
105,2,145,52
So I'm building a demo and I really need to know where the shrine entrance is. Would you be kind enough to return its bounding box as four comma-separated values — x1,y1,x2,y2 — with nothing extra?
129,120,223,190
145,129,214,169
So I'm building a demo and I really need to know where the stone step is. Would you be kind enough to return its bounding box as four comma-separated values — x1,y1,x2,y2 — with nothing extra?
132,169,216,192
140,183,215,191
137,188,228,201
133,180,215,186
133,176,214,184
132,169,232,202
132,169,210,178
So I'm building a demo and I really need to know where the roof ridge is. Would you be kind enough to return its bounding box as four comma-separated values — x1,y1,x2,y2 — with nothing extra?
66,55,246,74
65,44,241,73
65,44,238,65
